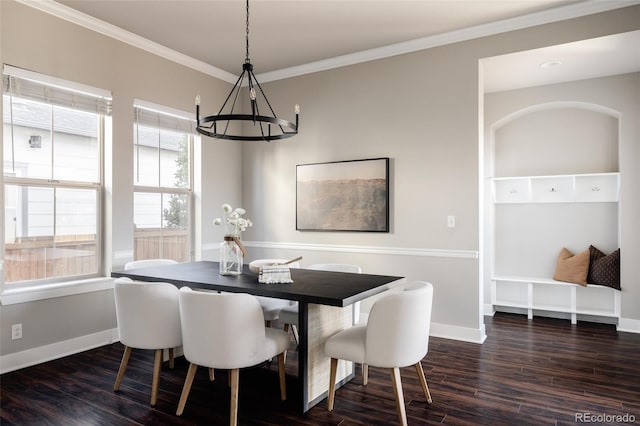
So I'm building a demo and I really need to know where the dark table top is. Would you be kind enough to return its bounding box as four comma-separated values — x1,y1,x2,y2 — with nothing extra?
112,261,405,307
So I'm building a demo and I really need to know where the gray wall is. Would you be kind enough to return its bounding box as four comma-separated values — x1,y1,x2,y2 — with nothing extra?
241,48,484,333
0,0,240,361
242,6,640,332
1,0,639,365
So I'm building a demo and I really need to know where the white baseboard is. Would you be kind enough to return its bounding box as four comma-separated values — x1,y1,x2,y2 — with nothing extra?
618,317,640,333
3,314,632,376
0,328,119,374
486,305,640,334
359,313,486,343
484,303,496,316
430,322,487,344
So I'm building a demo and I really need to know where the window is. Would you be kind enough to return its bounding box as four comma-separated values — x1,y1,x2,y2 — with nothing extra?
2,65,111,286
133,101,194,262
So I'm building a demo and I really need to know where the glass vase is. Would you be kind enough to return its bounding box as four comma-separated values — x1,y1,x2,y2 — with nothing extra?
220,235,243,276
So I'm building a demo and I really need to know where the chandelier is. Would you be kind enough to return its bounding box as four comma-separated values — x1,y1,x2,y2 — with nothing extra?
195,0,299,141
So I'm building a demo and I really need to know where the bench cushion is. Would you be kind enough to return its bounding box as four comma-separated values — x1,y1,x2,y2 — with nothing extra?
588,245,621,290
553,247,589,286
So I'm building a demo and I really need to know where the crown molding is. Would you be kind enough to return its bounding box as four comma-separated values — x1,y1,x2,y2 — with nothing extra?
15,0,238,84
16,0,640,84
256,0,640,83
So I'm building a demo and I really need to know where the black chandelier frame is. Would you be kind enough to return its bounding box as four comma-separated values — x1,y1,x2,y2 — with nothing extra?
195,0,299,142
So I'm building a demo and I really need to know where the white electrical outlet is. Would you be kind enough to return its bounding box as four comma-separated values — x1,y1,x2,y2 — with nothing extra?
11,323,22,340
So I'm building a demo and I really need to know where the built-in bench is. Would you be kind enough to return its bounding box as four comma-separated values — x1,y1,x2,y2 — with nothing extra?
491,275,620,324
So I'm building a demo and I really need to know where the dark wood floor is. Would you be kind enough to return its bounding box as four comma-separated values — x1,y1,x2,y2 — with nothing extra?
2,313,639,425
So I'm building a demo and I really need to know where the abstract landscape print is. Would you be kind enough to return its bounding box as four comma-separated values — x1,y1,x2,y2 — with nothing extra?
296,158,389,232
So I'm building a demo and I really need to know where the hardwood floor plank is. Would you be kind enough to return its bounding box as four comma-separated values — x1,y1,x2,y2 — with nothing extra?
2,313,639,425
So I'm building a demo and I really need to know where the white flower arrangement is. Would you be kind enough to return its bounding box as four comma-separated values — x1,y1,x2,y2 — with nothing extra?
213,203,253,237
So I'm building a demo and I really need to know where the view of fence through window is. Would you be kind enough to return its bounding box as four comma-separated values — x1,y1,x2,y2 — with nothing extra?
2,71,192,284
3,71,107,284
133,104,193,262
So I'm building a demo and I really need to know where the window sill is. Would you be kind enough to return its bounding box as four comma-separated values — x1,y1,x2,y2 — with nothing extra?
1,277,114,305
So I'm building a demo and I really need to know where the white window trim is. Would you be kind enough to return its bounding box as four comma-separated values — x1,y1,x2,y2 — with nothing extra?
3,64,111,99
0,269,114,305
133,100,195,262
134,98,195,121
2,67,111,298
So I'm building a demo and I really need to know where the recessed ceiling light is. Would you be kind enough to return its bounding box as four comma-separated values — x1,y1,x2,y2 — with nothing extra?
540,60,562,69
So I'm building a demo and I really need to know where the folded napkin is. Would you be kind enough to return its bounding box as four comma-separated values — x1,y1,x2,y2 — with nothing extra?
258,265,293,284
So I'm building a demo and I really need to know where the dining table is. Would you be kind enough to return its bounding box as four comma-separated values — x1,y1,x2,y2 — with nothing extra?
111,260,405,413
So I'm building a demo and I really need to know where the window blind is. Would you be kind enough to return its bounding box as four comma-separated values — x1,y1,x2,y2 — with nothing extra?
134,100,196,134
2,65,112,115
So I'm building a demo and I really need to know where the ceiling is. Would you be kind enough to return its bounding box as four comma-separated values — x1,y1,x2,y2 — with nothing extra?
43,0,640,91
482,29,640,92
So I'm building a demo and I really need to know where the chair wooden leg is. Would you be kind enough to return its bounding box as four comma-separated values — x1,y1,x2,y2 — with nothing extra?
390,367,408,426
229,368,240,426
176,363,198,416
113,345,132,391
414,362,432,404
209,368,215,381
277,352,287,401
327,358,338,411
151,349,163,406
362,363,368,385
168,348,175,369
284,323,300,344
282,325,289,363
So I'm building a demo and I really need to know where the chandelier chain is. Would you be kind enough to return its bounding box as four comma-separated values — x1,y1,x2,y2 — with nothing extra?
245,0,250,62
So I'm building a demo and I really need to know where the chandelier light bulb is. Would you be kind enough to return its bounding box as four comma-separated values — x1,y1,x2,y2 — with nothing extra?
295,104,300,114
195,95,200,106
250,88,257,100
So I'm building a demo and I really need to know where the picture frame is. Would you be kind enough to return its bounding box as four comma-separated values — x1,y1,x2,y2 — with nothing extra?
296,157,390,232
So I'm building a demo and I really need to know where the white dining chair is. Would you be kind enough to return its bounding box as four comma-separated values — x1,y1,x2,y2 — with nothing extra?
124,258,178,270
122,259,181,366
176,287,289,425
324,281,434,426
112,277,182,406
279,263,362,343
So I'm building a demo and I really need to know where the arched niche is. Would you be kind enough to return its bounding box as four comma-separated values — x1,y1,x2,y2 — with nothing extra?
491,101,619,177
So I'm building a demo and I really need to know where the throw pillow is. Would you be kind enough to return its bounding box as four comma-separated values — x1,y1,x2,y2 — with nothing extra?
587,245,621,290
553,247,589,286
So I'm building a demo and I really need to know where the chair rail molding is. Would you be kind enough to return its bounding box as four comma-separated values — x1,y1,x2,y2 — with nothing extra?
232,241,479,259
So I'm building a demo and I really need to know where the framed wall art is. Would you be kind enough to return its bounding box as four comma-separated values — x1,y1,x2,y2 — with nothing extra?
296,157,389,232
